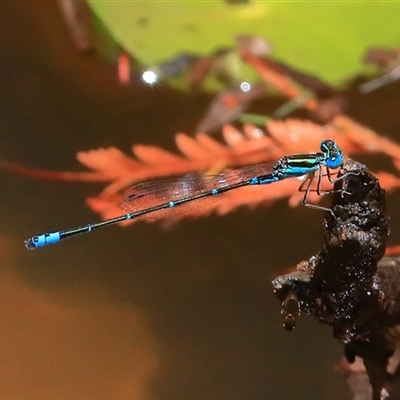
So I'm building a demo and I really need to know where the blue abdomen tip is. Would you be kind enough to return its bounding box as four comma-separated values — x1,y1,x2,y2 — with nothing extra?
25,232,61,250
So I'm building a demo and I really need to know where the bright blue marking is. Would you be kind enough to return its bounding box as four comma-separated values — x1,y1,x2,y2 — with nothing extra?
286,166,315,175
258,176,277,184
212,189,218,195
250,177,259,185
326,154,343,169
35,232,61,248
87,224,93,232
169,201,175,207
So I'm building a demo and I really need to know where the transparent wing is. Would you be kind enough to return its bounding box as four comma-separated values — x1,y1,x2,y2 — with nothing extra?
120,161,277,220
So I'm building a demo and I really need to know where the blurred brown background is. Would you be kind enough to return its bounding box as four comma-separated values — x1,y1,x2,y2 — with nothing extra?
2,3,400,400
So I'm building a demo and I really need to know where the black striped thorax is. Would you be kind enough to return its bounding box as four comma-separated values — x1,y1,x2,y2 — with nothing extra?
273,152,324,178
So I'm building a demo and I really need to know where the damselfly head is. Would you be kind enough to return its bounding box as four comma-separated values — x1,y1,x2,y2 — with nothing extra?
320,140,344,169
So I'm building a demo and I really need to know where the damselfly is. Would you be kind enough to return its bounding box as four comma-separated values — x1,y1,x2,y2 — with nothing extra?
25,140,344,250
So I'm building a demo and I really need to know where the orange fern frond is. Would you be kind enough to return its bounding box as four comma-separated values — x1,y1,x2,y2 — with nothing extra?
0,159,106,182
77,119,400,226
4,118,400,227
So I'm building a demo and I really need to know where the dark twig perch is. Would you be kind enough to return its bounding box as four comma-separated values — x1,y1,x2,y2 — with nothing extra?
272,160,398,400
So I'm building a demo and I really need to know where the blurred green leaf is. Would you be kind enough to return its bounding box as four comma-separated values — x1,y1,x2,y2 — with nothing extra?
88,1,400,86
